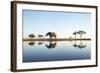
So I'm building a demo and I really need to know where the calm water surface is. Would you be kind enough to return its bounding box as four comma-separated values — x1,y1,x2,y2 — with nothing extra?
23,41,91,63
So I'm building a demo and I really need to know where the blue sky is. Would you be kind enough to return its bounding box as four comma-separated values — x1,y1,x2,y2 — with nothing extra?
23,10,91,38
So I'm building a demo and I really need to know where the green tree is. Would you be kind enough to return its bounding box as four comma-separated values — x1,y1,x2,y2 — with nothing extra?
38,34,43,38
29,34,35,38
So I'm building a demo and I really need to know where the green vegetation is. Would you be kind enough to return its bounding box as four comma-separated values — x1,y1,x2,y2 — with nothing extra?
29,34,35,38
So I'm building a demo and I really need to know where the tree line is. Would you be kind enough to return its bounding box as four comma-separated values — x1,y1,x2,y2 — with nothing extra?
28,30,86,39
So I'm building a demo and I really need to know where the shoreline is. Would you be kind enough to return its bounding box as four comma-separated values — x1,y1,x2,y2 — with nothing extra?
23,38,91,41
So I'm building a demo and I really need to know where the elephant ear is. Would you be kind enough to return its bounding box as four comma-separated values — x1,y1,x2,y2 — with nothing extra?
46,32,50,36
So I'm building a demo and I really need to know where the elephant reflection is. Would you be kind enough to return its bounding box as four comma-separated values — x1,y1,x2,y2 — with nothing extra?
45,41,57,49
28,41,35,46
73,41,86,49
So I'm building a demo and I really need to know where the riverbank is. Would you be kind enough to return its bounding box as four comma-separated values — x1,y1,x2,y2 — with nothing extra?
23,38,91,41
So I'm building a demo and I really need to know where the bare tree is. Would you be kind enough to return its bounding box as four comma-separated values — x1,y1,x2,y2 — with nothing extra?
77,30,86,39
73,31,77,39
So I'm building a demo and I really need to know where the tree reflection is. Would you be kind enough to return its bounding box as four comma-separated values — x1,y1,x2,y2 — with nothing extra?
38,42,43,45
28,41,35,46
77,42,86,49
73,40,86,49
73,39,77,48
73,44,77,48
45,41,57,49
28,40,87,49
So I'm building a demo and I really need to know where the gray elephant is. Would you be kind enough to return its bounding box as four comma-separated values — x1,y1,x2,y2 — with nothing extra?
46,32,56,41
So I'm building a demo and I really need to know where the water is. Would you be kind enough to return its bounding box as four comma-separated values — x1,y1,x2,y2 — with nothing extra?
23,41,91,63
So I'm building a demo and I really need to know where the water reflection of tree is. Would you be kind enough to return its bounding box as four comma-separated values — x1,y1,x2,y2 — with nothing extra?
28,41,35,46
45,41,57,49
38,42,43,45
73,38,77,48
77,41,86,49
73,40,86,49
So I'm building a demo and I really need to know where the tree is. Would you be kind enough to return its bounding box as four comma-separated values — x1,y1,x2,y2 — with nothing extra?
77,30,86,39
29,34,35,38
28,42,35,46
72,32,77,47
73,32,77,39
38,34,43,38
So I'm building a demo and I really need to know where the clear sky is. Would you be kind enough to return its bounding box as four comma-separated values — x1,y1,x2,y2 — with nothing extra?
23,10,91,38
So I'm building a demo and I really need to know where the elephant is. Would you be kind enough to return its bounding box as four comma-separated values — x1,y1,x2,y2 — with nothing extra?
46,32,56,41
